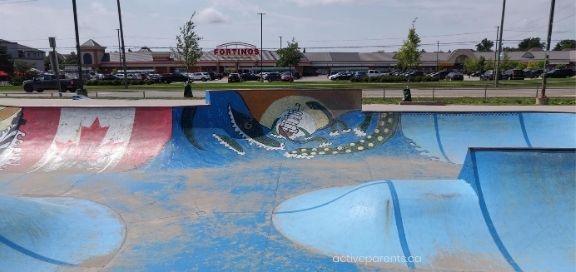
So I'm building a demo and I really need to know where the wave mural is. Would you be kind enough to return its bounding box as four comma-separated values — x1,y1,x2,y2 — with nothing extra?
0,90,575,172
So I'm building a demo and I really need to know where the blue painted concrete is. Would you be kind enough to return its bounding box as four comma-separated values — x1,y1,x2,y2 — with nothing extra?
459,149,576,272
0,196,125,271
401,113,576,164
274,181,409,269
274,149,575,271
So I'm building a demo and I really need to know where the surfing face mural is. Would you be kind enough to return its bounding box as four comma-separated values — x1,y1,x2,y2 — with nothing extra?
180,90,399,161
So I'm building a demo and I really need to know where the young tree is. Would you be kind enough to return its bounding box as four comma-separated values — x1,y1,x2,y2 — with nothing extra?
463,56,487,74
518,37,544,50
526,60,545,70
0,46,14,75
475,38,494,52
396,22,421,71
173,13,203,72
276,38,302,72
553,39,576,51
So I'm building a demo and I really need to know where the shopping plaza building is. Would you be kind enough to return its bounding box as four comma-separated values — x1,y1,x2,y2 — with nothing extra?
78,39,576,75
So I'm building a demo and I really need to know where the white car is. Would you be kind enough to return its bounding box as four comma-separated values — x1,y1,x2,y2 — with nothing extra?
189,72,211,81
367,70,384,78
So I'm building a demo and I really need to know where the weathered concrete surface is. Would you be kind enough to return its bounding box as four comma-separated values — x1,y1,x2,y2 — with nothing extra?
0,90,574,271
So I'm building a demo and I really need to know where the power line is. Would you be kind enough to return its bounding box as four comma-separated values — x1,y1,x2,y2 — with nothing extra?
0,0,37,5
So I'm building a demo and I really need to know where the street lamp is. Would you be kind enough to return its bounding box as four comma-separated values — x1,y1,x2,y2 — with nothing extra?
258,12,265,82
71,0,86,96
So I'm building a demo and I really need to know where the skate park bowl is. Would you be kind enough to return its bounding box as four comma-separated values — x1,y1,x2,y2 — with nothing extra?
0,89,574,271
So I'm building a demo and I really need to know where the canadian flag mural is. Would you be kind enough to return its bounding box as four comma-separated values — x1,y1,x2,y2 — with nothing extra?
6,107,171,172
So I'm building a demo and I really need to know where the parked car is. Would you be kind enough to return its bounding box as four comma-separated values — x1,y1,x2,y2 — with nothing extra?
353,71,368,80
280,72,294,82
228,73,242,83
241,73,260,81
404,70,425,79
503,69,525,80
101,74,117,80
208,72,223,80
145,73,162,83
189,72,211,82
266,72,282,82
22,74,80,92
160,73,190,83
292,71,301,79
470,70,484,77
427,70,450,80
329,72,353,80
116,73,142,80
523,69,543,79
367,70,383,78
445,72,464,81
327,71,340,78
480,70,502,80
545,69,575,78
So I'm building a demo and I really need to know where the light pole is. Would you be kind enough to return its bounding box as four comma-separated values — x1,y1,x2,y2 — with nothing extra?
116,29,122,71
258,12,265,82
538,0,556,105
71,0,86,96
116,0,128,89
436,41,439,72
495,0,506,87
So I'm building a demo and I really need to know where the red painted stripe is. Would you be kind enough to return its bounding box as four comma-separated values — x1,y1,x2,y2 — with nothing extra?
116,108,172,170
11,108,61,171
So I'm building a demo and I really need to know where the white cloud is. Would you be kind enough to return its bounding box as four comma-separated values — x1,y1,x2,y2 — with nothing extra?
288,0,363,7
90,1,110,15
196,8,228,24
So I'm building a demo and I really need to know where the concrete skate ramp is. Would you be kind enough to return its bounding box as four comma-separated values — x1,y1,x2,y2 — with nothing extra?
459,148,576,272
0,195,125,271
273,148,575,271
1,91,574,172
401,113,576,163
0,91,575,271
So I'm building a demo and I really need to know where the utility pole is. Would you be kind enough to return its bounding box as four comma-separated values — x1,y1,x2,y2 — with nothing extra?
436,41,439,72
258,12,265,82
494,26,499,64
116,0,128,89
538,0,555,105
279,36,283,49
71,0,86,96
495,0,506,87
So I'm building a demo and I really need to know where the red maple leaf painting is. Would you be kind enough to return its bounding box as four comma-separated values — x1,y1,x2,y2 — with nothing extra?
51,118,124,170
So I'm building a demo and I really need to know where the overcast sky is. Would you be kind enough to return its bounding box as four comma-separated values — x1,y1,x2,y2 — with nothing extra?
1,0,574,53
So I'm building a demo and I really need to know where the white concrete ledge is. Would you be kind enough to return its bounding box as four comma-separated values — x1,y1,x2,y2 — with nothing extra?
0,98,207,108
363,104,576,113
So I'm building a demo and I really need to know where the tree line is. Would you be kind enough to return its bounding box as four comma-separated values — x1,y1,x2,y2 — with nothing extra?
476,37,576,52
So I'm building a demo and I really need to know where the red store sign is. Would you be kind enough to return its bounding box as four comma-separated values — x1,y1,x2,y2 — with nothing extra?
213,42,260,56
